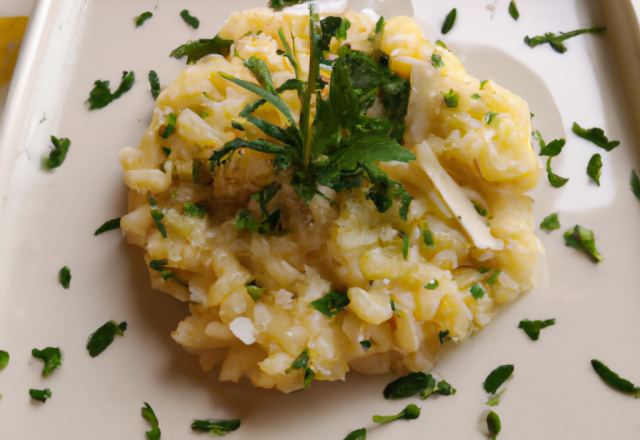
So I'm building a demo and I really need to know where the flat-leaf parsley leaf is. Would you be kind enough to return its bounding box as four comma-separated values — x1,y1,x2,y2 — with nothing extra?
572,122,619,151
142,402,161,440
563,225,603,262
310,289,349,318
29,388,52,403
43,136,71,170
546,158,569,188
441,8,457,34
587,153,602,186
88,71,135,110
135,12,153,28
94,218,121,235
373,404,421,424
86,321,128,357
32,347,62,377
508,1,519,20
540,213,560,231
518,319,555,340
631,170,640,200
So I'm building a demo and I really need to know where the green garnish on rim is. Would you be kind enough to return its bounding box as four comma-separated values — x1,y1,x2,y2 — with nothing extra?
572,122,619,151
86,320,128,357
518,318,555,340
191,419,241,435
586,153,602,186
142,402,161,440
525,27,606,53
59,266,71,289
591,359,640,397
483,364,514,394
373,404,421,424
135,12,153,28
43,135,71,170
180,10,200,29
441,8,457,34
563,225,603,262
540,212,560,231
88,71,135,110
94,218,121,235
32,347,62,377
508,1,519,20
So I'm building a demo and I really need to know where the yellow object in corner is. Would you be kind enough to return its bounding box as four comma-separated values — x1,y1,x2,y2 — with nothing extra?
0,16,29,89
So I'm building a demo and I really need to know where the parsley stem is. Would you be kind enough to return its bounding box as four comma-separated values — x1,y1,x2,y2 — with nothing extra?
301,4,320,168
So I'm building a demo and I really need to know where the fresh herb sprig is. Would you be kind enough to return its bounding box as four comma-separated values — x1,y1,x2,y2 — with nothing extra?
383,371,456,400
171,35,234,64
591,359,640,397
572,122,619,151
88,71,135,110
43,136,71,170
373,404,421,424
86,321,128,357
524,27,606,53
191,419,241,435
32,347,62,377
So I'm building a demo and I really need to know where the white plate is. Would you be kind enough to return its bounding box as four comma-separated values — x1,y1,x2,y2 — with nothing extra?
1,0,640,438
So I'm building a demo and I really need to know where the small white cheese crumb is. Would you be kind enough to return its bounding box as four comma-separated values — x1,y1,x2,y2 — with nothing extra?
229,317,256,345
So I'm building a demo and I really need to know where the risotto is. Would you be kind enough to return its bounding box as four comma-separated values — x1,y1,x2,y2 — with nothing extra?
119,6,541,393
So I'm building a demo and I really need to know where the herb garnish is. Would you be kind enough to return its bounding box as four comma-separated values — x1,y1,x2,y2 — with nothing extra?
383,371,455,399
343,428,367,440
170,35,234,64
563,225,603,262
443,89,459,108
631,170,640,200
183,202,207,218
480,80,489,90
32,347,62,376
442,8,457,34
439,330,449,345
286,348,314,387
518,318,555,340
423,223,435,248
478,267,490,274
191,419,241,435
487,411,501,439
572,122,619,151
142,402,161,440
29,388,52,403
59,266,71,289
485,112,499,125
269,0,309,10
149,71,160,99
401,232,410,260
524,27,606,53
135,12,153,28
159,113,177,139
375,16,385,35
540,212,560,231
245,280,264,302
470,283,486,300
487,270,500,285
431,53,444,69
536,132,565,157
360,340,372,351
586,153,602,186
425,279,439,290
546,158,569,188
148,196,168,239
471,93,481,99
310,289,350,318
150,259,188,287
473,200,488,217
508,1,519,20
88,71,135,110
373,404,421,424
180,10,200,29
94,218,121,235
87,321,127,357
591,359,640,397
0,350,9,369
43,135,71,170
483,364,514,394
420,377,456,399
486,389,506,406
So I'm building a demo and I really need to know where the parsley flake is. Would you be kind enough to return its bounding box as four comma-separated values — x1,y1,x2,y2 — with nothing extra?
425,279,439,290
572,122,619,151
439,329,449,345
43,135,71,170
421,378,456,398
159,113,177,139
191,419,241,435
94,218,121,235
473,200,488,217
443,89,459,108
390,298,400,316
546,158,569,188
245,280,264,302
375,16,385,34
149,70,160,100
32,347,62,377
360,340,372,351
231,121,245,131
540,212,560,231
470,283,486,300
508,1,519,20
170,35,234,64
142,402,161,440
344,428,367,440
135,12,153,28
183,202,207,218
518,318,555,340
401,232,410,260
150,259,188,287
309,289,349,318
480,79,489,90
180,10,200,29
484,364,514,394
88,71,135,110
537,133,566,157
286,348,310,374
59,266,71,289
192,158,202,184
383,372,431,399
487,411,501,439
29,388,52,403
631,170,640,200
423,222,436,248
431,53,444,69
87,320,127,357
0,350,9,369
486,388,506,406
373,404,421,424
525,27,606,53
269,0,310,10
485,112,499,125
591,359,640,397
563,225,603,262
441,8,457,34
478,266,490,274
148,196,168,238
587,153,602,186
471,93,481,99
487,270,501,285
435,40,448,50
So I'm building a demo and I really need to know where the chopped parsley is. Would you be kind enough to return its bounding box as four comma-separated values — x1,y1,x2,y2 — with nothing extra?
59,266,71,289
373,404,421,424
435,40,448,50
563,225,603,262
269,0,309,10
473,200,488,217
486,388,506,406
192,158,202,184
487,270,501,285
180,10,200,29
587,153,602,186
135,12,153,28
183,202,207,218
43,135,71,170
478,266,490,274
546,158,569,188
439,330,449,345
171,35,234,64
401,232,410,260
159,113,177,139
390,298,399,316
231,121,245,131
0,350,9,369
423,222,435,248
149,71,160,100
285,348,314,386
277,28,299,80
540,212,560,231
485,112,499,125
591,359,640,397
86,321,127,357
375,16,385,34
470,283,485,300
162,147,171,157
245,280,264,302
431,53,444,69
441,8,457,34
483,364,514,394
572,122,619,151
443,89,459,108
191,419,241,435
631,170,640,200
480,79,489,90
536,133,566,157
148,196,168,239
525,27,606,53
94,218,121,235
150,259,188,287
88,71,135,110
425,279,439,290
382,371,455,400
142,402,161,440
234,207,283,235
487,411,501,440
508,1,519,20
421,378,456,399
518,318,555,340
29,388,52,403
311,289,351,320
343,428,367,440
471,93,481,99
360,340,372,351
32,347,62,377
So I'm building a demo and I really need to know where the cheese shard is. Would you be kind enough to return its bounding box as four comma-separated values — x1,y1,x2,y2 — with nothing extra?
229,317,257,345
412,140,505,251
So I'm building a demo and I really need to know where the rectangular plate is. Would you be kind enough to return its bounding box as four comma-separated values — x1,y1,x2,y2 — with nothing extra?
1,0,640,438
